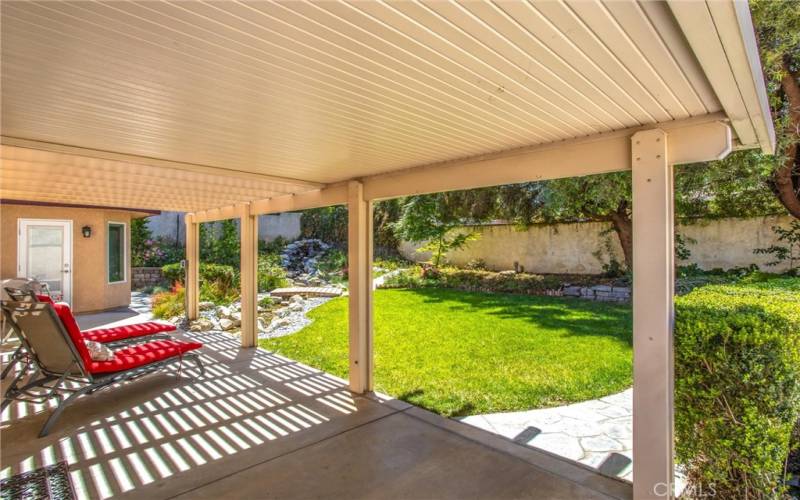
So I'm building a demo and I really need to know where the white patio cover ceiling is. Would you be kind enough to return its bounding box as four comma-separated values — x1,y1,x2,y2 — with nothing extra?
0,0,774,212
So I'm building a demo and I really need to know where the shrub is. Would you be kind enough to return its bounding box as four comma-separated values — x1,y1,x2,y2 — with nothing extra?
200,280,238,305
754,220,800,275
152,283,185,319
259,236,289,256
163,263,237,287
258,254,288,292
381,266,567,295
131,218,184,268
200,219,240,268
675,278,800,497
317,248,347,276
464,258,487,270
162,263,240,305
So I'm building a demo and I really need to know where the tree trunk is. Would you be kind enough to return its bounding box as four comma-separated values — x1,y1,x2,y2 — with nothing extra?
608,203,633,270
775,62,800,219
774,143,800,219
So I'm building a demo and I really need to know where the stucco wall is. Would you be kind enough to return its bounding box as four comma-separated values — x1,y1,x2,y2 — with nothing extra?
145,211,301,243
258,212,302,243
1,203,137,313
399,215,794,274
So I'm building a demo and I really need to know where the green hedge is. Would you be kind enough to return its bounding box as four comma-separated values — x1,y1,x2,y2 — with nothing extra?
381,266,604,295
675,278,800,497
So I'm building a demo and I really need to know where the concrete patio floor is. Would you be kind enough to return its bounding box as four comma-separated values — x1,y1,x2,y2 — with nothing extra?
1,309,632,499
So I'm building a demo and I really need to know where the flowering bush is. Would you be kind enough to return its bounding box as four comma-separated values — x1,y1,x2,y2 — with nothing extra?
152,283,185,319
131,218,183,267
133,237,183,267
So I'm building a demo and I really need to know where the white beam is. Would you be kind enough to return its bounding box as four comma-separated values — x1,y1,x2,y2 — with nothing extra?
250,183,348,216
238,203,258,348
362,116,730,200
192,205,240,223
204,116,731,216
631,129,675,499
0,136,324,188
347,180,373,393
185,214,200,321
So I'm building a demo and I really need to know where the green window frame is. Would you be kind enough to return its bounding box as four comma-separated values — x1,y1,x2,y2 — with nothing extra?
107,222,126,284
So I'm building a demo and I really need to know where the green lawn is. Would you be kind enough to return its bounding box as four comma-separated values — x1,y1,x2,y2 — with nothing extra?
260,288,632,416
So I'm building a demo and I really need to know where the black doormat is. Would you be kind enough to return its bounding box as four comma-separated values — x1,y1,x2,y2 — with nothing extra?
0,462,75,500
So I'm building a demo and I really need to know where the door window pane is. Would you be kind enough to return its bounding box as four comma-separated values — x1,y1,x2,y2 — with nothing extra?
108,223,125,282
27,226,63,294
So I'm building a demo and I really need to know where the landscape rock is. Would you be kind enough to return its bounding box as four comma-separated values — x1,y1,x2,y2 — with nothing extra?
189,318,214,332
219,318,235,330
275,307,291,318
216,306,231,319
271,317,291,329
199,301,215,311
290,294,304,304
289,302,304,312
280,239,332,277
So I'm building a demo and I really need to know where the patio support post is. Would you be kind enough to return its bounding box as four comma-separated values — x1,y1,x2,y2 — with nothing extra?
631,129,675,499
347,180,373,393
239,203,258,348
185,213,200,321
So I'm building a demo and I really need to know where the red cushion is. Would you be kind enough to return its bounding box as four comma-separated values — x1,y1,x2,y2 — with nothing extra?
82,322,176,343
88,339,202,374
52,303,93,370
36,294,53,304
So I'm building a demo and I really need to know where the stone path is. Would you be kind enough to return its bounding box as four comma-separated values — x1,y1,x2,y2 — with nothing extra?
460,389,633,481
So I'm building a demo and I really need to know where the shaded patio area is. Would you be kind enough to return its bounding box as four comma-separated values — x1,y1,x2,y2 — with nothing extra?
1,316,631,499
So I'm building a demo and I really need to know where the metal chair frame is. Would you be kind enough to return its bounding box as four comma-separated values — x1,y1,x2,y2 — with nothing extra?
1,296,204,437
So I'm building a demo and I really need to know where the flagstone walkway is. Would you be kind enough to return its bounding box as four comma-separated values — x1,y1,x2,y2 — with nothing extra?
460,389,634,481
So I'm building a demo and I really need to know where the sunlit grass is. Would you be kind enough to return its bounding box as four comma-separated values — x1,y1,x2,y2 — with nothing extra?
261,288,632,416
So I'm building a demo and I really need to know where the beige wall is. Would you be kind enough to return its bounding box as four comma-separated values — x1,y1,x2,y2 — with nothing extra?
1,203,139,313
399,215,795,274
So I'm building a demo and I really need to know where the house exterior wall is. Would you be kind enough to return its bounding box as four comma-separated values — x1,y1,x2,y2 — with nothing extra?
399,215,794,274
1,203,139,313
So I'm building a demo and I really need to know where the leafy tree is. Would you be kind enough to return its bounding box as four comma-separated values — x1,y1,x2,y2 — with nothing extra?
300,206,349,247
542,173,633,269
391,194,481,266
745,0,800,219
373,199,403,256
199,219,240,268
299,200,404,256
130,218,153,267
675,152,784,219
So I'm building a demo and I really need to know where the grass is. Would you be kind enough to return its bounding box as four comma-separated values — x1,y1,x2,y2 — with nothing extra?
260,288,632,417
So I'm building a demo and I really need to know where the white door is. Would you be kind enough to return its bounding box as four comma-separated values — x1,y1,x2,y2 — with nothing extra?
17,219,73,304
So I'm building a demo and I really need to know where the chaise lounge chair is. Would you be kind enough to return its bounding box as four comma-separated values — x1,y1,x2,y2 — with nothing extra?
1,291,177,380
0,295,204,437
35,293,177,345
